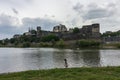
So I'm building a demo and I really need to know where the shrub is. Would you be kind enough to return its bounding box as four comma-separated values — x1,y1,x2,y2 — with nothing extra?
115,43,120,48
39,42,52,47
55,39,65,48
22,42,31,47
76,39,100,48
41,34,59,42
73,27,79,33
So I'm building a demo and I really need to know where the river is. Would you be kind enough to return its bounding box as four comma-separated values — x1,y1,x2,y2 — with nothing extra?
0,48,120,73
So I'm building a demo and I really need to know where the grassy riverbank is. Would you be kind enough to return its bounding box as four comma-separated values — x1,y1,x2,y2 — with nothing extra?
1,67,120,80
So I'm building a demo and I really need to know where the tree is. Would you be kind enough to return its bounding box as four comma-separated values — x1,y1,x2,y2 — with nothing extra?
55,39,65,48
30,30,37,35
76,39,100,48
73,27,79,33
9,38,16,44
41,34,59,42
22,42,31,47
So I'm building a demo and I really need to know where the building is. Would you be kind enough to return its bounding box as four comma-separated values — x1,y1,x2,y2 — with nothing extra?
102,30,120,43
82,23,100,39
53,24,67,32
13,23,101,41
24,32,32,36
13,34,21,38
36,26,42,37
103,36,120,43
24,28,36,36
58,23,100,40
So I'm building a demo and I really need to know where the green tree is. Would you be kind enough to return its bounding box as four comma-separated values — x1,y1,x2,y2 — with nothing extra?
41,34,59,42
55,39,65,48
30,30,37,35
73,27,79,33
76,39,100,48
9,38,16,44
22,42,31,47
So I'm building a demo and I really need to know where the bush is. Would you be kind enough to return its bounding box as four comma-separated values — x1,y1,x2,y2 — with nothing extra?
55,39,65,48
39,42,52,47
22,42,31,47
115,43,120,48
41,34,59,42
76,39,100,48
73,27,79,33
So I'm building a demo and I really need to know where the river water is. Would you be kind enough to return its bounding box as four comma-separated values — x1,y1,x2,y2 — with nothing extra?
0,48,120,73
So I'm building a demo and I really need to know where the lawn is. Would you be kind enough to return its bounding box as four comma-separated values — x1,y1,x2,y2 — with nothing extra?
0,67,120,80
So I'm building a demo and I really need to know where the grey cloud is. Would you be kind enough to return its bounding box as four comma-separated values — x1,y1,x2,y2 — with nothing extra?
22,17,60,31
0,14,60,39
93,17,120,33
73,3,83,13
12,8,18,14
83,8,114,20
73,3,116,20
72,2,120,33
87,3,98,9
0,14,20,34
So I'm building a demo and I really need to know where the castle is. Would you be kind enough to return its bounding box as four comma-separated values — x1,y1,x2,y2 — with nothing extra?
13,23,101,40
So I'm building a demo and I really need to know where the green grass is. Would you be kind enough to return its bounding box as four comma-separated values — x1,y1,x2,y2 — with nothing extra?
1,67,120,80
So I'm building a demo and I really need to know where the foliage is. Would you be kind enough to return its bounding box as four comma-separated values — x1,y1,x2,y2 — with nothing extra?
115,43,120,48
39,42,52,47
9,38,16,44
76,39,100,48
2,38,9,45
73,27,79,33
102,31,120,37
41,34,59,42
55,39,65,48
22,42,31,47
30,30,37,35
0,40,3,45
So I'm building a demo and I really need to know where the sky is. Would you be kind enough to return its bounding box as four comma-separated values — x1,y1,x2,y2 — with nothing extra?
0,0,120,39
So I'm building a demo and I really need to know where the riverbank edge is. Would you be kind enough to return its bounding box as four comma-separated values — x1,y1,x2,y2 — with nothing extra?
1,66,120,80
1,39,120,49
0,46,119,50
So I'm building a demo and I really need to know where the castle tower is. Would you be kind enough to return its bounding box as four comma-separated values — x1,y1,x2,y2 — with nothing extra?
82,23,100,39
92,23,100,33
36,26,41,37
91,23,100,39
37,26,41,31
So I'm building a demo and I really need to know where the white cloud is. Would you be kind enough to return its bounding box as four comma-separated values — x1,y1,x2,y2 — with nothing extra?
0,13,61,39
0,0,120,39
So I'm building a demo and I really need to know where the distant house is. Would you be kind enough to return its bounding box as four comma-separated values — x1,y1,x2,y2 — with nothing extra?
24,29,36,36
24,32,32,36
102,31,120,43
103,36,120,43
13,34,21,38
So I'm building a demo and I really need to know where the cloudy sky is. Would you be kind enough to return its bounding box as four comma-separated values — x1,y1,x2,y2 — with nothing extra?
0,0,120,39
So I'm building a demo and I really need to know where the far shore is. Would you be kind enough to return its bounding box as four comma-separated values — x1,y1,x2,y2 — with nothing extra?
0,43,120,50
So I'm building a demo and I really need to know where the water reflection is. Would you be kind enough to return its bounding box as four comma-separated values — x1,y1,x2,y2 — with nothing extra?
21,48,55,69
0,48,120,73
81,50,100,67
52,49,101,68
